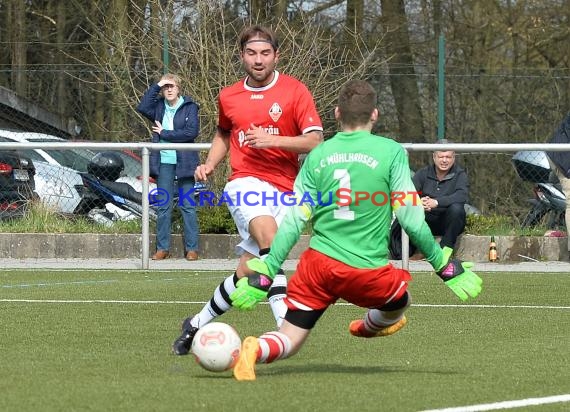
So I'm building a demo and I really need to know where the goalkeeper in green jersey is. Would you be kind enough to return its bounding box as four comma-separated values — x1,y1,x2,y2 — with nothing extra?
229,80,483,381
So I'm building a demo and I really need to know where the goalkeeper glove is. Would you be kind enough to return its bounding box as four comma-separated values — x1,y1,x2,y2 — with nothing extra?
436,247,483,301
230,258,274,310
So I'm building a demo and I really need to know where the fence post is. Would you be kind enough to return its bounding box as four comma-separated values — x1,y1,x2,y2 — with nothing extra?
400,147,411,270
141,147,150,269
401,229,410,271
437,33,446,140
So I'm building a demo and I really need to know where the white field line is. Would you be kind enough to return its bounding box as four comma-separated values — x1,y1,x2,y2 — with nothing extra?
413,303,570,309
1,280,119,288
421,394,570,412
0,299,569,310
0,276,220,289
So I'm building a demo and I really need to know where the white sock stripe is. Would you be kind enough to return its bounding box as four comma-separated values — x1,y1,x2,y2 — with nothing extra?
223,275,237,295
211,275,237,310
366,309,405,330
260,332,284,353
261,331,291,360
257,338,271,363
195,274,236,325
212,295,232,312
211,285,231,310
271,273,288,288
365,310,384,330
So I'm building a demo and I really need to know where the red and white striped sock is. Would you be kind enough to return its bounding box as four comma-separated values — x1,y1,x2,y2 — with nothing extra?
364,308,406,333
257,331,292,363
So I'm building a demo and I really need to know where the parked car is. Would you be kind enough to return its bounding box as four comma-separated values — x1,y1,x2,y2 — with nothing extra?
0,131,157,219
0,150,36,220
32,161,90,215
0,130,96,172
0,131,95,215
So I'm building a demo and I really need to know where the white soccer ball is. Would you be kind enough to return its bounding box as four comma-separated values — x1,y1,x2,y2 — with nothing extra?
191,322,242,372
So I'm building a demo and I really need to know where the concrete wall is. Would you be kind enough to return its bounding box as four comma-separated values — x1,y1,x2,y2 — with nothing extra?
1,233,567,262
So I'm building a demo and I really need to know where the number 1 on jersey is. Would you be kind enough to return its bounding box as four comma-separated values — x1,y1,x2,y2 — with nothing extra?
333,169,355,221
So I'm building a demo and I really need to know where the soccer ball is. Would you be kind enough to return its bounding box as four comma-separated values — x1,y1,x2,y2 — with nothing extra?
191,322,242,372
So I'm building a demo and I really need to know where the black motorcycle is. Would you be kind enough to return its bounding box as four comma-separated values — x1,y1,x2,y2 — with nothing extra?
77,152,157,226
512,150,565,229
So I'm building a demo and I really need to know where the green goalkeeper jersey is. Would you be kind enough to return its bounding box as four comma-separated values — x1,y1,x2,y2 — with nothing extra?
263,130,444,273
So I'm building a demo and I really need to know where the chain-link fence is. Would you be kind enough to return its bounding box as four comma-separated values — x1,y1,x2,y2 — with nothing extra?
405,144,568,232
1,140,568,225
2,141,570,268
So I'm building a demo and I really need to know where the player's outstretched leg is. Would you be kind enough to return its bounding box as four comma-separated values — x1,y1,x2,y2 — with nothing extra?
172,273,239,355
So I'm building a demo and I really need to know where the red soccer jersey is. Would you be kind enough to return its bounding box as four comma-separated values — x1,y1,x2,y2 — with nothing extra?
218,71,323,192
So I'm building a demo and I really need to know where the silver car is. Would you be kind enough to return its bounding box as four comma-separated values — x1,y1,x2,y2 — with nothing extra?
0,130,155,216
0,131,95,214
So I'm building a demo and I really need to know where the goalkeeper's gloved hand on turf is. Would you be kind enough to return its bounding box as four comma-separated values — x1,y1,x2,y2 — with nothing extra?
230,258,274,310
436,247,483,301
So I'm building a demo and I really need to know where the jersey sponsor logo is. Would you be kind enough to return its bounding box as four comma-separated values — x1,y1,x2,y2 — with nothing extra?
269,102,282,122
250,94,264,100
237,127,280,147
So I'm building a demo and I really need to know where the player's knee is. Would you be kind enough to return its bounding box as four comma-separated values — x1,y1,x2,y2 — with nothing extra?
285,308,325,330
379,290,411,312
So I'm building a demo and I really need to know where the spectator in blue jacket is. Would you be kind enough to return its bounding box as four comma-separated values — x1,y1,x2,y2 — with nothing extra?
389,142,469,259
137,73,200,261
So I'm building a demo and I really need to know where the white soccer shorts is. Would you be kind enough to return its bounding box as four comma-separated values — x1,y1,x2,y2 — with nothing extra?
224,176,291,256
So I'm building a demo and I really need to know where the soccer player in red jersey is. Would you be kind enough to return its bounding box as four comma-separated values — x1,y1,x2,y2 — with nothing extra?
172,25,323,355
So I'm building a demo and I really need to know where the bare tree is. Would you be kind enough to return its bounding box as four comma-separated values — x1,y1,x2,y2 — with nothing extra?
9,0,27,94
70,1,384,140
380,0,425,142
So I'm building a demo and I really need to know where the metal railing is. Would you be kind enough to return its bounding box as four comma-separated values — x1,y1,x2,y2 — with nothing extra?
1,141,569,270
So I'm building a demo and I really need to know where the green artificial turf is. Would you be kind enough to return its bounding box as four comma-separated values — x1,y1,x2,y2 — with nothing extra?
0,270,569,412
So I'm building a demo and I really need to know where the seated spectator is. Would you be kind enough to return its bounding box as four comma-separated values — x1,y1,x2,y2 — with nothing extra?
389,141,469,259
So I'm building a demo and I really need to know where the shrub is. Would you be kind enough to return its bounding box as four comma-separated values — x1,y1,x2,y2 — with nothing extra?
465,214,546,236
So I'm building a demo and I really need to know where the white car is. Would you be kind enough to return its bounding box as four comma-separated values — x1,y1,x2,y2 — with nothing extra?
0,131,95,214
0,130,95,172
31,162,87,215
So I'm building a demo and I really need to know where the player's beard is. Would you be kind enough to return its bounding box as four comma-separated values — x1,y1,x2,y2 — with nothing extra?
245,63,276,87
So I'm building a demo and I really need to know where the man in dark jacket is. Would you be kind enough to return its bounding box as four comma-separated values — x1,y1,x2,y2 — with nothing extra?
546,113,570,248
390,142,469,259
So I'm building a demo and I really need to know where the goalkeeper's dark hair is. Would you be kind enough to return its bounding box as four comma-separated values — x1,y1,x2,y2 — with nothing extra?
337,80,377,128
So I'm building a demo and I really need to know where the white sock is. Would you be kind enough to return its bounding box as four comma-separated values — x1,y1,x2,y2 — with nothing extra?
190,273,237,328
268,271,287,327
364,308,406,332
